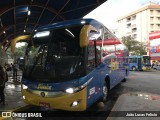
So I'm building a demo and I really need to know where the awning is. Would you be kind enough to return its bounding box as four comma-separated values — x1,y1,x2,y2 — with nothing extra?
151,56,160,60
149,31,160,40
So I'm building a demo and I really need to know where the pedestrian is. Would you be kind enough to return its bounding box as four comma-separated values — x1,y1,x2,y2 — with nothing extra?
13,62,19,82
152,61,155,68
0,64,8,105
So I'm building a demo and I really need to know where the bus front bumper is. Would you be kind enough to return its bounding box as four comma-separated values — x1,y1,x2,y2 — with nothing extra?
22,88,87,111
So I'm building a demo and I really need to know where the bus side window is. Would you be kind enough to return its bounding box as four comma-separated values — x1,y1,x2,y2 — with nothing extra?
96,46,101,65
87,45,96,69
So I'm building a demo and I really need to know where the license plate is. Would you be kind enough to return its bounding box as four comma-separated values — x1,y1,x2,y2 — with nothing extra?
39,102,50,108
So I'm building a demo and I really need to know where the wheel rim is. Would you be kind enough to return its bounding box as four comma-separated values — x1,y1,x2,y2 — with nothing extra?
132,67,136,71
103,85,108,101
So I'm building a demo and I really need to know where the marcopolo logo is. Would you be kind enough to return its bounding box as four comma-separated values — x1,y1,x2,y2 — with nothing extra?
2,112,12,117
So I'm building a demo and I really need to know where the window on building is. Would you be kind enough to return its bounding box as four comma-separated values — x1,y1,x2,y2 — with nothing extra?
126,23,131,28
150,17,154,22
157,24,160,29
150,10,153,15
132,15,136,20
132,28,137,33
156,10,160,14
132,34,137,39
132,24,136,28
126,17,131,22
150,24,154,29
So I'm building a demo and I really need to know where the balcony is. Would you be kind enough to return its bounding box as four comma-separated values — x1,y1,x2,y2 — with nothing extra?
126,26,131,28
132,30,137,33
126,32,131,35
132,24,136,28
132,28,137,33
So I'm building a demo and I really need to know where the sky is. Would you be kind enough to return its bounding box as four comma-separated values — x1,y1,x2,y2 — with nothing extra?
16,42,26,48
84,0,160,29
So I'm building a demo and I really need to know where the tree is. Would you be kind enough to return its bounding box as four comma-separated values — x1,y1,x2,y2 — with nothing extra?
122,36,147,55
14,45,27,60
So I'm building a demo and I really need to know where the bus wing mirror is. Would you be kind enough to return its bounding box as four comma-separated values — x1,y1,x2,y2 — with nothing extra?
80,25,97,47
89,31,101,40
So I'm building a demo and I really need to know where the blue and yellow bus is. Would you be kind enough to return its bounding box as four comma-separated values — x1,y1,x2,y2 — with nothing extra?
21,19,129,111
127,55,151,71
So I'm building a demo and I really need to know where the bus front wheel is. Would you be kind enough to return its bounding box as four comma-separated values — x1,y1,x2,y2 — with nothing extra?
102,82,108,101
132,66,136,71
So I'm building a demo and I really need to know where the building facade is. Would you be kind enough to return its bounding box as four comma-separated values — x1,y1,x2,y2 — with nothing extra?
117,2,160,44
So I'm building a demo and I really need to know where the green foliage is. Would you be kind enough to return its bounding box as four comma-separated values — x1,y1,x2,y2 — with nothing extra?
122,36,147,55
14,45,27,59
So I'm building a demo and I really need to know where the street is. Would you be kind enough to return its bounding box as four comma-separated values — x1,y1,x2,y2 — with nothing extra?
122,71,160,94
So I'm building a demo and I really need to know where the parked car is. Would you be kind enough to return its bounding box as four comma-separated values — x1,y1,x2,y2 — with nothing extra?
153,64,160,70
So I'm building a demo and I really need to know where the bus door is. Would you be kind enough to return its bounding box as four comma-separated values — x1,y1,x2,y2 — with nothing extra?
137,58,142,70
102,49,117,87
83,25,104,106
102,55,117,88
86,44,102,106
110,57,119,86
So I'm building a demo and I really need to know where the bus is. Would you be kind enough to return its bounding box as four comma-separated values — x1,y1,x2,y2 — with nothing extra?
127,55,151,71
21,19,129,111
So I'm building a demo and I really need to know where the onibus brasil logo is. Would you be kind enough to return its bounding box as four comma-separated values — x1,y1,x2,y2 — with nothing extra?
1,111,42,118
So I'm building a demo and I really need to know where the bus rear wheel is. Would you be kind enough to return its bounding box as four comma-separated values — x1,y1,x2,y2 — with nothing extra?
122,70,127,82
132,66,136,71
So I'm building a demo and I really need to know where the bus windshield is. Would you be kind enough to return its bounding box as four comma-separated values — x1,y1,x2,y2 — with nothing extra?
23,27,86,83
143,56,151,66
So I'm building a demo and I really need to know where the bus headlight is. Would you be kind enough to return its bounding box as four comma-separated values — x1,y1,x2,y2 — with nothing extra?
71,100,80,107
65,87,80,94
65,88,74,93
22,84,28,89
65,77,93,94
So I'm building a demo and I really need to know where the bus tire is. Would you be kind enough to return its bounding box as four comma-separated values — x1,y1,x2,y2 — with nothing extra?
122,78,126,82
132,66,136,71
122,70,127,82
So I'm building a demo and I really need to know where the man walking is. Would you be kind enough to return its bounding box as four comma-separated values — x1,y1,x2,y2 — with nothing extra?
0,64,8,105
13,62,18,82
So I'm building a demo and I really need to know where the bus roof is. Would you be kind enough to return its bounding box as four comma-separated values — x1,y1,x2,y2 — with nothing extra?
36,19,102,32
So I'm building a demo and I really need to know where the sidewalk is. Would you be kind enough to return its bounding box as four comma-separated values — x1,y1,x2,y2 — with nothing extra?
107,92,160,120
0,70,28,111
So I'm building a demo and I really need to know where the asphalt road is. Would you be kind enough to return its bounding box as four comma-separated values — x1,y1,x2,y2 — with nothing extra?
122,71,160,94
12,70,160,120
